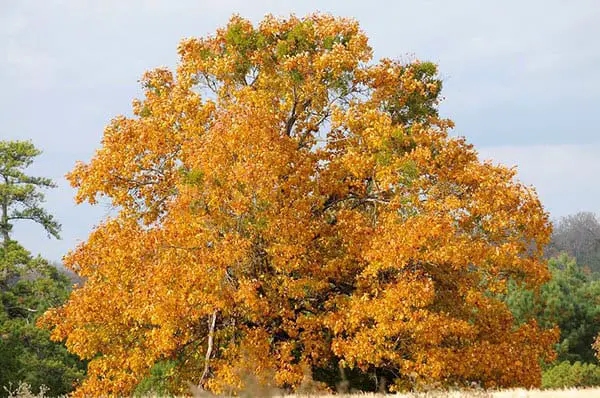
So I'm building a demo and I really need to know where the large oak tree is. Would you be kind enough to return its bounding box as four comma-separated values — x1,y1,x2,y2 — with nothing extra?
40,14,557,395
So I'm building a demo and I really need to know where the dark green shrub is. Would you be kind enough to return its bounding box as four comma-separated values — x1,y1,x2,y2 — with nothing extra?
542,361,600,389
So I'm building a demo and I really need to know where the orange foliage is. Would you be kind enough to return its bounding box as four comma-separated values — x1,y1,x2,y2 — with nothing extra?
39,14,557,396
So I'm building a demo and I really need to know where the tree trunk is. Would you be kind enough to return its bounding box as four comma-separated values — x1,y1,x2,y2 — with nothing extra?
1,199,9,249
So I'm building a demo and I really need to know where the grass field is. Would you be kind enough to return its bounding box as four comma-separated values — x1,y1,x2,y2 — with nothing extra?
284,390,600,398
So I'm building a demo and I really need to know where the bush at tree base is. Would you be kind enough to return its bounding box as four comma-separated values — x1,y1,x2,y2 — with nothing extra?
542,361,600,389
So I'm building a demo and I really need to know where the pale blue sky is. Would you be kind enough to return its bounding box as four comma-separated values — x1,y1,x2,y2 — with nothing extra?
2,0,599,261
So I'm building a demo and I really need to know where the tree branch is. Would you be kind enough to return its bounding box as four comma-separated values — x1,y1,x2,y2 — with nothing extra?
198,310,217,389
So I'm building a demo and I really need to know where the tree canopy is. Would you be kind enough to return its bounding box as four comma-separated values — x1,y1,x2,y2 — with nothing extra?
0,140,61,249
40,14,557,395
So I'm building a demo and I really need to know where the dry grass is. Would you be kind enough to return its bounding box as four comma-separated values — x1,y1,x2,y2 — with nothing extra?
485,389,600,398
6,381,600,397
285,389,600,398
